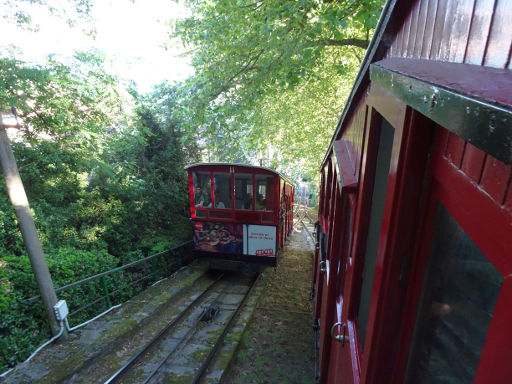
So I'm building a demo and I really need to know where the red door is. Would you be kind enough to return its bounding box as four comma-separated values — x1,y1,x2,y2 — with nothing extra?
317,178,340,381
327,92,419,384
391,127,512,383
327,192,356,383
336,112,396,384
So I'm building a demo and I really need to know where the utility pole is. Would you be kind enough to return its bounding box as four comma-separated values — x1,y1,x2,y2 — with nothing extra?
0,112,61,336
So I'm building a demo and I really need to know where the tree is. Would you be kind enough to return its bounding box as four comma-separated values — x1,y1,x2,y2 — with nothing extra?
173,0,381,101
0,55,197,372
171,0,384,178
0,51,125,141
0,0,94,31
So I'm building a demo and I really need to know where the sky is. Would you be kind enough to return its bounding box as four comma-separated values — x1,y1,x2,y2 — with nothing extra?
0,0,193,93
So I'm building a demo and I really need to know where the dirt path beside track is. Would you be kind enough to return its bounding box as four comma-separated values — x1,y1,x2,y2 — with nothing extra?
223,221,315,383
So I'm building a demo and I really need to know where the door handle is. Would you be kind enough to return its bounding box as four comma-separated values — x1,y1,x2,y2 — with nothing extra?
320,260,326,273
330,321,347,345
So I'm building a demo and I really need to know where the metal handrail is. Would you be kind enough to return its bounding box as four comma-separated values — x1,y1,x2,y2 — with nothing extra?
19,240,192,326
24,240,193,327
26,240,192,304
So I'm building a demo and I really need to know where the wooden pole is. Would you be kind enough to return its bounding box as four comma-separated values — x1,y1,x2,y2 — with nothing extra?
0,115,61,336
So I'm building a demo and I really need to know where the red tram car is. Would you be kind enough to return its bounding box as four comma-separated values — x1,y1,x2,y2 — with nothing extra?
186,163,294,269
313,0,512,383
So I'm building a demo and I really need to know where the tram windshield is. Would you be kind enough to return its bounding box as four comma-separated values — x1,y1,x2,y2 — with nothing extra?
235,174,253,210
213,173,232,209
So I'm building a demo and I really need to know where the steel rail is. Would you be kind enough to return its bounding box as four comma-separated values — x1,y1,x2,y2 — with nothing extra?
193,272,261,384
300,219,315,244
141,282,232,384
104,272,224,384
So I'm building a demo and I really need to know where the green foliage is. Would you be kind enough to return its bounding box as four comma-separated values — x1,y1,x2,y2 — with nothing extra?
173,0,381,99
0,247,116,371
0,53,124,141
171,0,384,179
0,57,196,372
0,0,94,31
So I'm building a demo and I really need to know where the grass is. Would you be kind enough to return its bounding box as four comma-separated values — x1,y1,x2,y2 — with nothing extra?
222,226,315,383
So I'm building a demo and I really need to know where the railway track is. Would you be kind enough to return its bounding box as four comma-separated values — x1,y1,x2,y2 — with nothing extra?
104,271,259,384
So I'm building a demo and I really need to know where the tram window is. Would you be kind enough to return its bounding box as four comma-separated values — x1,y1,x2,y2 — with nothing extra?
255,175,273,211
213,173,232,209
193,172,212,208
405,203,503,383
235,174,253,210
357,117,394,350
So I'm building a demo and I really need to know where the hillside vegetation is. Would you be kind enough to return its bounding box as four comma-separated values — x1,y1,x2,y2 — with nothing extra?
0,54,197,371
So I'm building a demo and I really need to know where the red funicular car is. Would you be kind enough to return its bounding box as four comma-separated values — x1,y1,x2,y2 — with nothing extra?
186,163,294,269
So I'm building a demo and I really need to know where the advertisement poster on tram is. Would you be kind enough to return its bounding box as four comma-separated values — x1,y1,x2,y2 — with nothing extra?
193,222,243,254
244,225,276,256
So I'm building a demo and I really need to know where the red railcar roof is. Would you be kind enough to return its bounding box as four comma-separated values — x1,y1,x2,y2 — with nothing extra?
185,162,295,187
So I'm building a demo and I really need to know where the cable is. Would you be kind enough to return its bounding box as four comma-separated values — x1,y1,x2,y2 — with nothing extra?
24,320,64,364
0,368,13,378
151,277,168,287
65,304,122,332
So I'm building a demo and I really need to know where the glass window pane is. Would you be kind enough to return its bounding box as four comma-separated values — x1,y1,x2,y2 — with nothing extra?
357,117,394,350
405,203,503,383
235,174,253,210
255,175,274,211
213,173,232,209
193,172,211,208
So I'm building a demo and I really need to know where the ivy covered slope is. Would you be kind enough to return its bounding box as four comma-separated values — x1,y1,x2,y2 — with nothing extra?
171,0,384,179
0,54,198,371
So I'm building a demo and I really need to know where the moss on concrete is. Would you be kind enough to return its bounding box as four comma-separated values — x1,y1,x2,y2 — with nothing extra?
3,261,210,384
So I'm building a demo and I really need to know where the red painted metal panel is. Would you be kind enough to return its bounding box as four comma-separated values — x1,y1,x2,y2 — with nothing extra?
335,88,409,383
484,0,512,68
505,181,512,212
449,0,475,62
318,182,342,381
390,177,439,383
390,124,512,382
319,170,326,222
474,277,512,384
327,299,352,384
316,1,512,382
464,0,496,65
480,155,512,204
337,108,380,384
444,132,466,168
437,121,451,155
362,109,434,384
337,97,367,183
434,156,512,275
334,140,358,189
351,102,368,178
461,142,486,183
